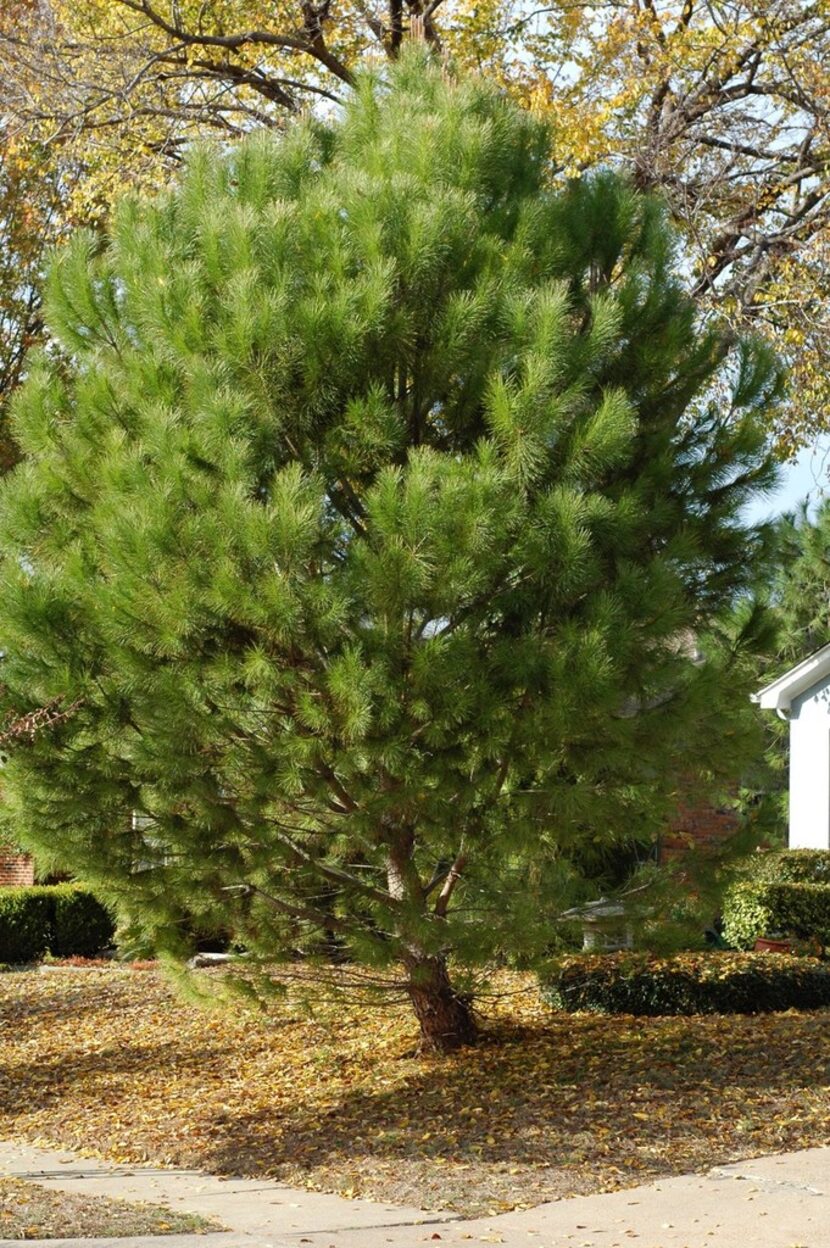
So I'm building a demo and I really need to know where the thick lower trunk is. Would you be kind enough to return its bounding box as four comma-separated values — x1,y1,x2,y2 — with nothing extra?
384,826,476,1052
405,954,477,1053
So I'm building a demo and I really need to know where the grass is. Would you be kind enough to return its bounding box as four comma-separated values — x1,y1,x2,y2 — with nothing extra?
0,964,828,1216
0,1175,222,1239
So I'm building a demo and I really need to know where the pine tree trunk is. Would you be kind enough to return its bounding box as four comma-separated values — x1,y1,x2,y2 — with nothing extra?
405,953,477,1053
385,826,477,1052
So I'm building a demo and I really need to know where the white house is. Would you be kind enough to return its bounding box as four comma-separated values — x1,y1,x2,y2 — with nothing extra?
752,643,830,850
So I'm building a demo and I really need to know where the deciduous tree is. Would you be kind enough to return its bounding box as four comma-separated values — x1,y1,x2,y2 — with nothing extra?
2,2,827,447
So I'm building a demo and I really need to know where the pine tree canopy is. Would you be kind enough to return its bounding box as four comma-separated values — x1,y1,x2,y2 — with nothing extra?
770,500,830,662
0,51,784,1048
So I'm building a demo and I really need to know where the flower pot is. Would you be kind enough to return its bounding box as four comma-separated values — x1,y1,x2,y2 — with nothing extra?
754,937,793,954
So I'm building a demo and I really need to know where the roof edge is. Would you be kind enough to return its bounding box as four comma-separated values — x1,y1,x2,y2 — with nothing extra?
753,642,830,712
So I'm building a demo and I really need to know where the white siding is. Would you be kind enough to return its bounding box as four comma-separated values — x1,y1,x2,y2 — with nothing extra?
789,680,830,850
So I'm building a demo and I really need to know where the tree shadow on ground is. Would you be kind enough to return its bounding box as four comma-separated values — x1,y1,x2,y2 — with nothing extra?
3,969,829,1215
0,1039,224,1115
193,1011,830,1209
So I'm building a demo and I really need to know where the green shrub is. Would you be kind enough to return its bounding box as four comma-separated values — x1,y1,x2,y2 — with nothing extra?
0,887,55,963
51,885,115,958
722,851,830,949
542,951,830,1015
0,885,115,964
735,849,830,883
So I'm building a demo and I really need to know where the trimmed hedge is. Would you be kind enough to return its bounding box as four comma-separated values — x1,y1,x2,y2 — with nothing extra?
0,885,115,964
722,850,830,949
0,888,55,963
51,886,116,958
542,951,830,1016
741,849,830,882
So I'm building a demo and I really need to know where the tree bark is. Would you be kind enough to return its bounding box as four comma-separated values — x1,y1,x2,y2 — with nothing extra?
405,953,477,1053
385,822,477,1052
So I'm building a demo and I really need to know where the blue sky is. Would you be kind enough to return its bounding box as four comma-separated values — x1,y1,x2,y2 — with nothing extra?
743,440,830,525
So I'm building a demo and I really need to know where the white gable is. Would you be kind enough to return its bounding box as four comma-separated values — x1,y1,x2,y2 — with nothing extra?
752,642,830,715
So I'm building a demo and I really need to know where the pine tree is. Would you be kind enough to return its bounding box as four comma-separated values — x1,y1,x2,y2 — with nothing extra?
0,52,783,1051
770,500,830,660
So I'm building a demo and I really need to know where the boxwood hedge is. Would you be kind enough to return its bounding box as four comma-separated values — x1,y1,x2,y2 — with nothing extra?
722,850,830,949
0,885,115,964
51,885,116,958
542,951,830,1016
0,887,55,963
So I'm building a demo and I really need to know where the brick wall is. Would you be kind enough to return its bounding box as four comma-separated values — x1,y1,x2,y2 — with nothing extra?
659,802,739,864
0,849,35,887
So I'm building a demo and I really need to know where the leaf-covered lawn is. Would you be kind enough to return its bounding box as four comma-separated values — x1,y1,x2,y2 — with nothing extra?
0,967,829,1216
0,1176,221,1239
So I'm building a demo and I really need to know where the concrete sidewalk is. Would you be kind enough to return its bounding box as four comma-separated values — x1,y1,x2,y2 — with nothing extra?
1,1139,829,1247
306,1150,830,1248
0,1140,457,1246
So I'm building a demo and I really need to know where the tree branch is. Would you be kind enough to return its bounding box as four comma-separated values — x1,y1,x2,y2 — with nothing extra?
433,845,466,917
116,0,356,87
228,881,392,948
263,817,396,908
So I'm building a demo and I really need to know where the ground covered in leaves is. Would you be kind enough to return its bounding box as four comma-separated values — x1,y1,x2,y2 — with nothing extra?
0,1176,220,1239
1,967,829,1216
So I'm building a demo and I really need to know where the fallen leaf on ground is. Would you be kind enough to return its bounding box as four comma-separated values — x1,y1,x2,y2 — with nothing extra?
0,967,828,1216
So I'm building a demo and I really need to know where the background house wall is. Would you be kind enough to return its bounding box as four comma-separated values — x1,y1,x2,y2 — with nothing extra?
658,802,739,863
789,679,830,849
0,848,34,887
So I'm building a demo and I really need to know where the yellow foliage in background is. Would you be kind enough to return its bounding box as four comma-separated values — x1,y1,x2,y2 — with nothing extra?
3,0,830,452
